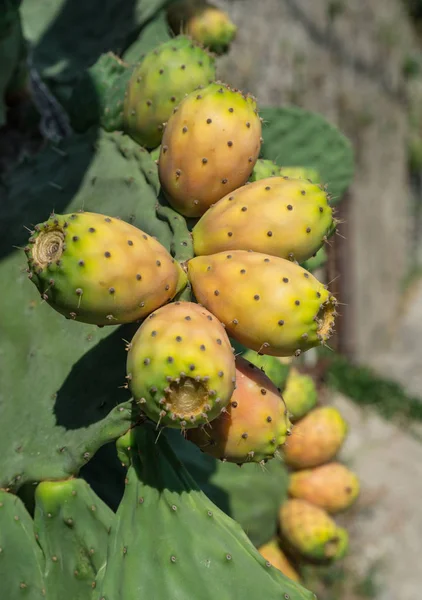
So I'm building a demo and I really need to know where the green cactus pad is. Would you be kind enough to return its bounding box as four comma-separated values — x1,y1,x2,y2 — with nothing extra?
123,9,172,63
301,246,328,273
0,129,192,491
34,478,114,598
0,490,46,599
95,424,316,599
260,106,354,204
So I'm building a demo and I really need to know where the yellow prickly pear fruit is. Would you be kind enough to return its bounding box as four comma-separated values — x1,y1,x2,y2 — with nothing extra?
158,82,262,217
188,250,337,357
279,499,349,562
167,1,237,55
283,368,318,422
192,177,336,263
25,212,187,325
282,407,348,469
279,166,321,184
258,539,300,582
187,356,291,463
127,301,236,429
288,463,360,513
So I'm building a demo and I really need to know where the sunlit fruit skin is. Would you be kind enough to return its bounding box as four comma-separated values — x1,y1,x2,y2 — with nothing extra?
282,407,348,469
25,212,187,325
279,499,349,562
187,356,291,463
158,82,262,217
126,301,236,429
192,177,335,263
188,250,337,357
258,539,300,582
123,35,216,149
288,463,360,513
282,368,318,422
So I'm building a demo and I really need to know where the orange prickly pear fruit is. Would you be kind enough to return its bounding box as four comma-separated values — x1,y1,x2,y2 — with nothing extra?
188,250,337,357
25,212,187,325
126,301,236,429
158,82,262,217
279,499,349,562
192,177,336,263
282,407,348,469
288,463,360,513
283,368,318,422
167,1,237,55
187,356,291,463
258,539,300,582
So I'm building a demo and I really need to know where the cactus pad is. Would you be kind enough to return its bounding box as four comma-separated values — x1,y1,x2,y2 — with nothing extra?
188,250,337,357
95,424,316,599
127,301,236,429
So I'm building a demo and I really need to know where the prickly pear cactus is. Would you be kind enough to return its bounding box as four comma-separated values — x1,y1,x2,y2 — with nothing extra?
95,424,316,599
258,538,301,582
0,128,192,491
34,479,114,598
260,106,354,204
283,368,318,421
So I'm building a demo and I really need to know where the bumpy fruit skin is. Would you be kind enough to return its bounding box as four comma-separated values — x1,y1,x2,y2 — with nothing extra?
250,158,279,182
258,539,300,582
288,463,360,513
127,301,236,429
25,212,187,325
188,250,337,357
123,36,216,149
167,1,237,55
192,177,336,263
158,82,262,217
283,368,318,421
279,166,321,184
187,356,291,463
282,407,348,469
279,499,349,562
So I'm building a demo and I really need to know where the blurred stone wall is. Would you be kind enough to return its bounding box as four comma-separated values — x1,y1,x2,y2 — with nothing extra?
215,0,415,365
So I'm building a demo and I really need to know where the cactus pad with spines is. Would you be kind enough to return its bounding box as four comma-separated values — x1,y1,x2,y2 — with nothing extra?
158,81,262,217
34,478,114,598
188,250,337,357
0,490,46,599
188,356,291,463
123,35,216,149
127,301,236,429
95,424,316,599
192,176,336,263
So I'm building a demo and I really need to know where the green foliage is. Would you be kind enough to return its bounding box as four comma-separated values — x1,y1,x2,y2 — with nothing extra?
0,490,46,599
260,106,354,204
95,424,315,599
34,479,114,599
0,129,192,491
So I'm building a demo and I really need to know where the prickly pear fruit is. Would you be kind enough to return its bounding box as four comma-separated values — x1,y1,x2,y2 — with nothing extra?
241,348,291,392
158,81,262,217
288,463,360,513
283,368,318,421
258,539,300,582
123,35,216,149
192,177,336,263
127,301,236,429
282,407,348,469
25,212,187,325
188,250,337,357
167,1,237,55
279,166,321,184
187,356,291,463
279,499,349,562
250,158,279,182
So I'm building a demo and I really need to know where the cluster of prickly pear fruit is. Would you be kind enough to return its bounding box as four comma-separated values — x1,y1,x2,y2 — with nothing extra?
7,8,358,597
256,366,360,584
